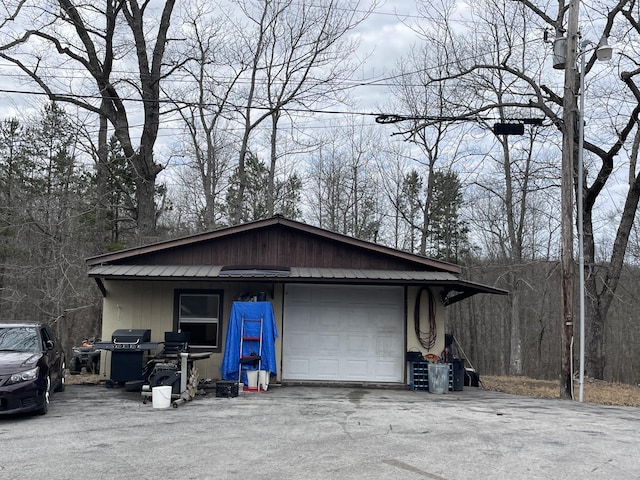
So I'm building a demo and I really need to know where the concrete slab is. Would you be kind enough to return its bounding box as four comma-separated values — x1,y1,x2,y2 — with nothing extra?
1,384,638,479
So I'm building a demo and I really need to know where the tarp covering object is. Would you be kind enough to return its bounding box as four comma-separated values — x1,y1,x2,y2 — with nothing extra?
220,301,278,382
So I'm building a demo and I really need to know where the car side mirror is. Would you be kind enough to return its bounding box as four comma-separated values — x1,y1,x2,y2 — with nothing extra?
45,340,55,350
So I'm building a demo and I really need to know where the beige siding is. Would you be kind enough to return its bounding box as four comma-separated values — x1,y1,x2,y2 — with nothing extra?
100,280,284,382
99,281,443,386
405,286,446,357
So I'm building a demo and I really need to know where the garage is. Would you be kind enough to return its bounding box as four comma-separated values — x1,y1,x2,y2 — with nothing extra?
282,284,405,383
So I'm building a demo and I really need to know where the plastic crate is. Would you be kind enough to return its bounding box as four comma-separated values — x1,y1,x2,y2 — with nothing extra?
410,362,430,391
215,381,239,398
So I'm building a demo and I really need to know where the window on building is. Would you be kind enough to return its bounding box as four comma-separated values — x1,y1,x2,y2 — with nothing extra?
174,290,223,351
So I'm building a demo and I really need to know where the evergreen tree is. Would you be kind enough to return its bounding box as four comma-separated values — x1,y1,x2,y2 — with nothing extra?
428,170,470,263
226,152,302,223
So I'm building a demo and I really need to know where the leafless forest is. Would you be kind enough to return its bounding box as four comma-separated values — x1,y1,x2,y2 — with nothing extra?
1,0,640,384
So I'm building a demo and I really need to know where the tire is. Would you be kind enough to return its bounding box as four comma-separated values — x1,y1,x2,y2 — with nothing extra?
54,362,66,392
70,356,81,374
37,376,51,415
124,380,144,392
150,370,179,393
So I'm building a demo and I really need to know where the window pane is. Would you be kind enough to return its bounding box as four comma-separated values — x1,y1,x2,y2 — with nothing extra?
180,294,218,319
180,321,218,347
177,292,221,349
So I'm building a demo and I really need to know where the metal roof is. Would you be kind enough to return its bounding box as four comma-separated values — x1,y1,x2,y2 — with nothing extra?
87,265,507,305
87,264,460,282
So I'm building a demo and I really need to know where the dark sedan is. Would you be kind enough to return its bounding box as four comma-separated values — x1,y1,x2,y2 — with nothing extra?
0,323,66,415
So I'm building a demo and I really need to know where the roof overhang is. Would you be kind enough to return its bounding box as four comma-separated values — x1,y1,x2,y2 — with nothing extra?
87,265,508,305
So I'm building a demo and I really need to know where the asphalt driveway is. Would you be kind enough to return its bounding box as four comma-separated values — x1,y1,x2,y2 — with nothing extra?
1,384,638,479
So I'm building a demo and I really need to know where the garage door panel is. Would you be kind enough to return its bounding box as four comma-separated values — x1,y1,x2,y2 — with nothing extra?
317,287,343,304
287,333,311,354
283,285,404,382
345,359,368,377
319,311,341,329
346,334,369,353
374,360,400,380
286,308,312,329
317,334,340,352
316,359,340,377
288,358,310,376
376,335,400,356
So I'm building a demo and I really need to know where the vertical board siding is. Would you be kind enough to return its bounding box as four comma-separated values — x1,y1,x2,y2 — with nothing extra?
114,225,428,271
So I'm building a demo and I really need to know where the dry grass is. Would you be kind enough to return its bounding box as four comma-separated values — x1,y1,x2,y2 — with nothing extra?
482,375,640,407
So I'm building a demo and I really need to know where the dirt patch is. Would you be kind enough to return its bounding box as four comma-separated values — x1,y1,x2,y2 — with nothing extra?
482,375,640,407
66,371,103,386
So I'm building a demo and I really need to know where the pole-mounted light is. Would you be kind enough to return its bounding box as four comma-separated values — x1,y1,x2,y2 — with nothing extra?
576,36,612,402
595,36,613,61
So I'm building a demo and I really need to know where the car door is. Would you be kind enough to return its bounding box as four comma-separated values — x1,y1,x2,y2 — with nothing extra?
40,326,62,385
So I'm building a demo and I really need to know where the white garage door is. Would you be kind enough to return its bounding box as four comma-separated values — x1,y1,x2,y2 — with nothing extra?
283,284,405,383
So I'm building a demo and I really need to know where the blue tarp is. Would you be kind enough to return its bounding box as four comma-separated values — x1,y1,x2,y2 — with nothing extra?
220,301,278,382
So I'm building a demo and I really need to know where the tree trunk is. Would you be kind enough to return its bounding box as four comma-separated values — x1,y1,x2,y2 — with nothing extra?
509,278,523,375
131,145,161,244
95,112,110,249
586,295,605,379
267,111,279,217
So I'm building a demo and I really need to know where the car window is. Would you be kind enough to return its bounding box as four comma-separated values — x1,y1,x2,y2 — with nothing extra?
41,327,52,349
0,327,40,352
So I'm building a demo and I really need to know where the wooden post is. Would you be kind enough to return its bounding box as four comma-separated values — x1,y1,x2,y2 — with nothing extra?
560,0,580,399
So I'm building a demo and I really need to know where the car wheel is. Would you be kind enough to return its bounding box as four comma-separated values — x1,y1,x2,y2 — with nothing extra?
70,356,81,374
55,362,66,392
37,376,51,415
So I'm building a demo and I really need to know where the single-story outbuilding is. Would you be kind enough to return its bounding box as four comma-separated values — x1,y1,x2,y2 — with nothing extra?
86,216,507,386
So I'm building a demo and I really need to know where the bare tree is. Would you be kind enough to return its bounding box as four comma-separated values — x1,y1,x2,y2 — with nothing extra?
513,0,640,381
226,0,375,224
387,34,473,256
0,0,180,243
401,0,640,386
306,118,383,240
167,1,243,229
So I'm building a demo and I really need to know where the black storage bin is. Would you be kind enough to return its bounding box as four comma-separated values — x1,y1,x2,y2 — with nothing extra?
451,359,464,391
406,351,423,362
216,381,239,398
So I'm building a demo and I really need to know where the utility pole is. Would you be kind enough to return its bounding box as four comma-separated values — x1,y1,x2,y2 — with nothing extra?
560,0,580,399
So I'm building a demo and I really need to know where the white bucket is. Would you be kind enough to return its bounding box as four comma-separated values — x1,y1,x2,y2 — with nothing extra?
258,370,269,391
246,370,258,390
152,385,172,408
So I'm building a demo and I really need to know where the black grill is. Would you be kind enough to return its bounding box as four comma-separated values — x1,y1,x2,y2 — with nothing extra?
96,329,157,383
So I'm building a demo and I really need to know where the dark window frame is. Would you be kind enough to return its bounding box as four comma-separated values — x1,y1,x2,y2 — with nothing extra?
173,289,224,353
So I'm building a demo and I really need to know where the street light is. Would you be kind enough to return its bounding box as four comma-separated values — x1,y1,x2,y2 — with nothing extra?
577,36,611,402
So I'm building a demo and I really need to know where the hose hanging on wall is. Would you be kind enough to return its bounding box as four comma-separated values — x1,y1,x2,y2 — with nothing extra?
414,287,437,350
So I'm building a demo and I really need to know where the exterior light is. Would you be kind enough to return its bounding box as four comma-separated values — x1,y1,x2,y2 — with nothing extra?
596,36,613,61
